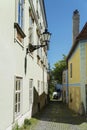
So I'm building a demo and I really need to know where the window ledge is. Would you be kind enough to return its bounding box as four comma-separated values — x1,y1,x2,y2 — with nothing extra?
14,113,22,122
14,38,24,48
14,23,26,38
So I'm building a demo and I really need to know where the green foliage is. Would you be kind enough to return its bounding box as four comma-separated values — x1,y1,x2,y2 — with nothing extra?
24,119,31,126
52,54,67,84
23,118,31,129
20,118,38,130
12,123,19,130
12,117,38,130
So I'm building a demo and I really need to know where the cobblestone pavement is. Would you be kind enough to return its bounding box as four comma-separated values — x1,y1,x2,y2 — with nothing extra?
32,101,87,130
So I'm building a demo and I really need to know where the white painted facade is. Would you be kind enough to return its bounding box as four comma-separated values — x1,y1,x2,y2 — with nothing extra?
0,0,49,130
62,69,68,103
80,41,87,112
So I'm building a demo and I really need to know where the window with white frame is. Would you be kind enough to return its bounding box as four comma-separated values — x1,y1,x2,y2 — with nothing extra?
37,31,42,64
15,77,22,117
29,79,33,104
29,9,34,45
36,0,40,19
14,0,25,44
37,32,40,56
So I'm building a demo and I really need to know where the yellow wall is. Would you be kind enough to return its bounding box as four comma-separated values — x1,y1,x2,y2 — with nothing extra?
69,87,81,112
62,86,67,102
68,46,81,112
68,47,80,84
86,43,87,79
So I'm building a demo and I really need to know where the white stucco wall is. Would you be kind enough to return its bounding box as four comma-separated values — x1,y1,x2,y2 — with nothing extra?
0,0,15,130
0,0,48,130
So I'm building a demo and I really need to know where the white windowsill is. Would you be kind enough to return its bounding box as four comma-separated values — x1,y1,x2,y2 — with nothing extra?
14,38,24,49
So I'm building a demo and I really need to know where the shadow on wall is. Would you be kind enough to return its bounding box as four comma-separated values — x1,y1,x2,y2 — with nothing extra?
32,87,48,116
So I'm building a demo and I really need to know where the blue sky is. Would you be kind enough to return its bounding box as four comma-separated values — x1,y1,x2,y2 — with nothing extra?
44,0,87,68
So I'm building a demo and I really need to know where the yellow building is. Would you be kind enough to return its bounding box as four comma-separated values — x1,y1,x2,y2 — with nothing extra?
67,22,87,114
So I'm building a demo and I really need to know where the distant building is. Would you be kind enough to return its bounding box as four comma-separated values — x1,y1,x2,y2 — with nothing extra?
55,84,62,90
0,0,49,130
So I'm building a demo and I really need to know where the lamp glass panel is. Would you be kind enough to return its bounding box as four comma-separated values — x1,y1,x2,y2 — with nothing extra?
44,33,47,41
42,33,48,41
41,30,51,42
47,33,51,41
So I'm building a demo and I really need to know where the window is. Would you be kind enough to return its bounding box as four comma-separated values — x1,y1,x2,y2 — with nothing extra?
37,33,40,56
36,0,39,19
70,63,72,78
18,0,24,29
29,79,33,104
15,77,22,117
28,10,34,54
37,31,42,64
70,93,72,102
14,0,25,44
29,10,34,45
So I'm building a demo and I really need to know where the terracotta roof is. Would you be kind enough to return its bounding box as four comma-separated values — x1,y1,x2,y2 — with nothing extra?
67,22,87,61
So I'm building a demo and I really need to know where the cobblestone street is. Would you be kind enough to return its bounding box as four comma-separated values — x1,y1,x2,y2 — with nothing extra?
31,101,87,130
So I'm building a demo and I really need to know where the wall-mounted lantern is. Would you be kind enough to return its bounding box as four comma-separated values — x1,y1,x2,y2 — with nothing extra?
26,29,51,53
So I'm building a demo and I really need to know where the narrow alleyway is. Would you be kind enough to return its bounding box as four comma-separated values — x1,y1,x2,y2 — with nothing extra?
31,101,87,130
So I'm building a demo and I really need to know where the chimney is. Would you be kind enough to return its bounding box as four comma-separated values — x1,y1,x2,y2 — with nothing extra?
72,9,80,43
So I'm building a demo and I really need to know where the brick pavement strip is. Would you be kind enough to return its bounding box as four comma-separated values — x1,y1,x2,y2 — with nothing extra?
32,121,80,130
79,123,87,130
31,101,86,130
